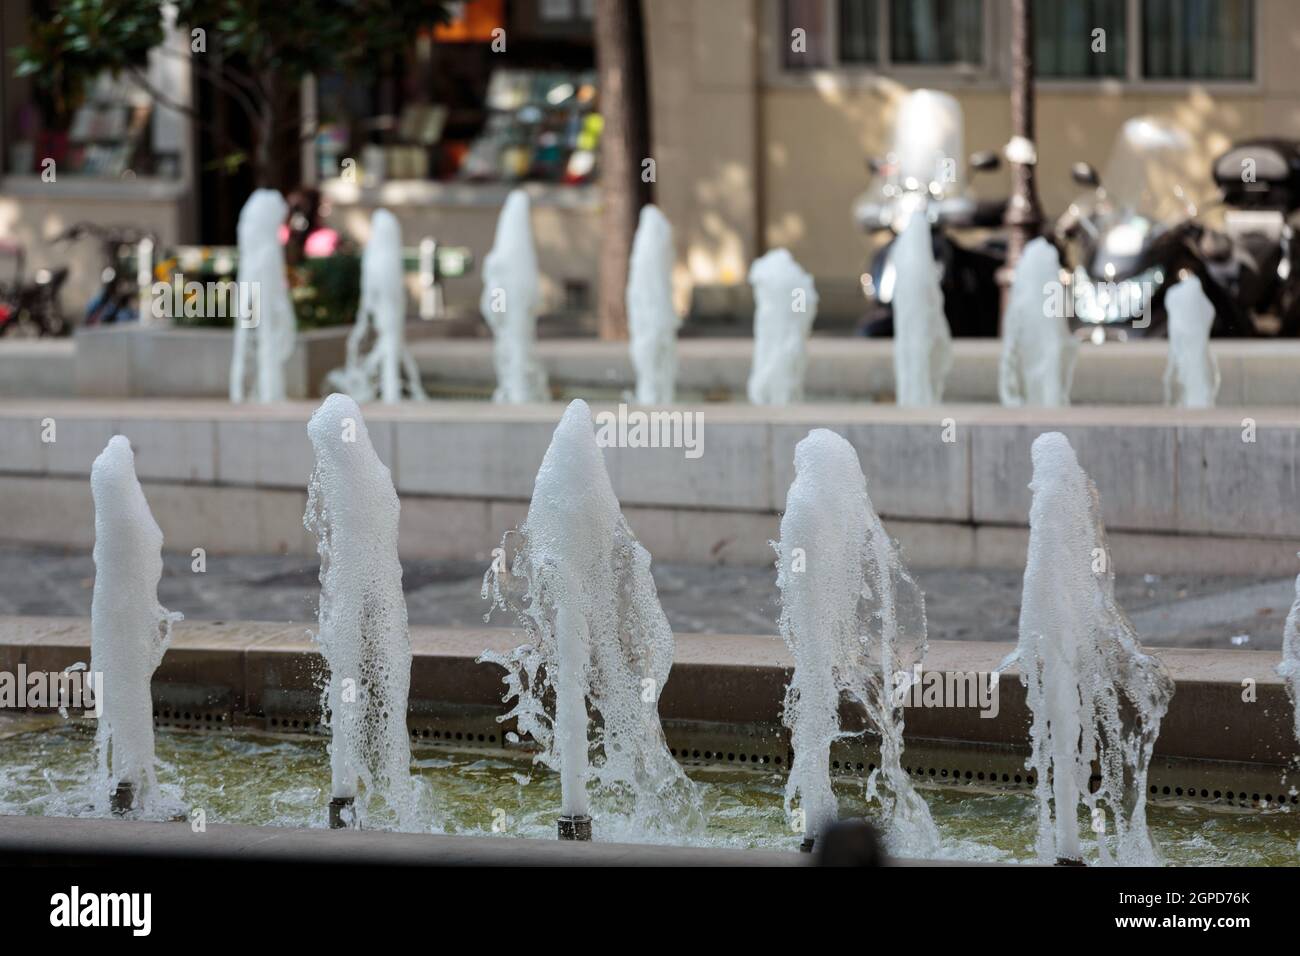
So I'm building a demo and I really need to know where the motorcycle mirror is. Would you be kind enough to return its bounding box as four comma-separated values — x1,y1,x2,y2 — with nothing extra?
1071,161,1101,188
969,151,1000,173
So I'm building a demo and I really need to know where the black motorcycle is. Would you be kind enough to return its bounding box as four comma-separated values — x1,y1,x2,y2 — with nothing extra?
1211,137,1300,336
855,152,1006,338
1055,117,1254,340
854,89,1008,338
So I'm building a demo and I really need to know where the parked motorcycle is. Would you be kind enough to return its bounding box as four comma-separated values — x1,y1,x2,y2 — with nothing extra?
854,89,1008,338
1211,137,1300,336
1055,117,1252,340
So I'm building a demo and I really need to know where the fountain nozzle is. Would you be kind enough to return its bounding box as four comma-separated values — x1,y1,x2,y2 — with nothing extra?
557,814,592,841
329,796,356,829
110,781,135,816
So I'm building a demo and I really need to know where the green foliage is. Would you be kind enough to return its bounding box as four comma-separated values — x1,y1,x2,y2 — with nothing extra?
13,0,163,121
14,0,451,121
293,253,361,330
170,253,360,331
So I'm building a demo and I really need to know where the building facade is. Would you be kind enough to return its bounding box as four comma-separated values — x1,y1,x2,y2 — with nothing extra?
1,0,1295,328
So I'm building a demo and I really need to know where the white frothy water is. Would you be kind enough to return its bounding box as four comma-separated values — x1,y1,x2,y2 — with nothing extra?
627,204,680,404
326,209,428,404
999,237,1077,407
775,428,939,854
480,399,702,838
1163,275,1220,408
892,212,952,406
1009,432,1174,865
90,436,182,812
305,394,422,829
1277,562,1300,748
747,248,818,405
230,188,297,404
480,189,549,403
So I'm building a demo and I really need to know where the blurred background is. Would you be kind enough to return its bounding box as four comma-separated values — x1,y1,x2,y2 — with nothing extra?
0,0,1284,337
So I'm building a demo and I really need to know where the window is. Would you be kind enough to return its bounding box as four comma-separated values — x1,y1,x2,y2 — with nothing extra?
888,0,983,66
782,0,832,69
1143,0,1253,80
1034,0,1126,79
838,0,879,65
777,0,1256,84
780,0,981,70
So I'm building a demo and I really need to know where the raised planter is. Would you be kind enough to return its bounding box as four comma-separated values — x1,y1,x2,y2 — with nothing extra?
72,324,350,399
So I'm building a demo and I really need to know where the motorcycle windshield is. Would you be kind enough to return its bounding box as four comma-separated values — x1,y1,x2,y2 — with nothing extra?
1083,117,1214,225
891,89,966,198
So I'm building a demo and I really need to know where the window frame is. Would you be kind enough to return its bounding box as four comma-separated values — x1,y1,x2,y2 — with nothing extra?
763,0,1261,93
765,0,1002,90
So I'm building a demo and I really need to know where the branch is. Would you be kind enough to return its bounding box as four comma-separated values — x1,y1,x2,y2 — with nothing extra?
152,43,264,102
123,65,241,157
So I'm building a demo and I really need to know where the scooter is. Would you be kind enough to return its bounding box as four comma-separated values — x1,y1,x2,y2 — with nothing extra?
1211,137,1300,336
1055,117,1251,340
854,89,1008,338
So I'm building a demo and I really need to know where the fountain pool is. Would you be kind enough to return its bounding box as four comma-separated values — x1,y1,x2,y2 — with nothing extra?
2,718,1298,865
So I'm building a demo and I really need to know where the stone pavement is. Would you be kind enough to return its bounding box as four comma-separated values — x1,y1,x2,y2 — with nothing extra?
0,544,1291,650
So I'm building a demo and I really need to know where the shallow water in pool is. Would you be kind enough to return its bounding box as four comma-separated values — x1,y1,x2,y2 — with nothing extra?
2,721,1297,865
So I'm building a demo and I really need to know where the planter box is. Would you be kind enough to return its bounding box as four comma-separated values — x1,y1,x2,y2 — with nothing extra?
73,324,350,399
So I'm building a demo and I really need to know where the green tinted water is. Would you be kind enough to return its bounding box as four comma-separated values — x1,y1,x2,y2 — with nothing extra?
2,721,1296,865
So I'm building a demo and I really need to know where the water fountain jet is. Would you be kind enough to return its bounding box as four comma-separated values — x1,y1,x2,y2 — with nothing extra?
775,428,939,854
999,237,1077,407
747,248,818,405
1277,559,1300,747
90,436,183,814
480,189,548,403
891,212,952,406
326,209,428,403
1163,275,1220,408
627,204,679,404
230,189,297,404
1008,432,1174,865
480,399,701,842
305,394,421,830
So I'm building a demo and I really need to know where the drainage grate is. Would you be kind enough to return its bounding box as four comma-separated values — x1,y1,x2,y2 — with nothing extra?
145,707,1296,811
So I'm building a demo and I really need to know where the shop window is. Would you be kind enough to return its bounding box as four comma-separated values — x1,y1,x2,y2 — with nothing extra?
315,0,598,186
1034,0,1126,78
1142,0,1253,80
3,30,185,179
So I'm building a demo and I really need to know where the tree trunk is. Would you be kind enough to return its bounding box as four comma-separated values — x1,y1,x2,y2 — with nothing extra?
594,0,652,341
255,69,278,189
1000,0,1044,325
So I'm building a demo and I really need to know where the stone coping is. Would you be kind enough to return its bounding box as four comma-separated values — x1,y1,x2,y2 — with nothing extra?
1,616,1292,768
0,399,1297,557
409,337,1300,405
0,815,805,867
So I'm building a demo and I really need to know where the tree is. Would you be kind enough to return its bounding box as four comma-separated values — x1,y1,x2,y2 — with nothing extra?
13,0,451,189
593,0,652,341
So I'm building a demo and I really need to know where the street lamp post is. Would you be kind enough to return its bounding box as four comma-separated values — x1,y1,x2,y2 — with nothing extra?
1001,0,1045,325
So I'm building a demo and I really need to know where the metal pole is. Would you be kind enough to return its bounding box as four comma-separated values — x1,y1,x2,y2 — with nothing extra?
1000,0,1045,325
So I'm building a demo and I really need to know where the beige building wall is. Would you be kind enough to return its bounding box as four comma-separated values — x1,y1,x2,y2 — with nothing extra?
646,0,1300,316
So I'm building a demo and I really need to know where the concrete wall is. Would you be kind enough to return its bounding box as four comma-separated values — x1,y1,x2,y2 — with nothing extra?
0,400,1296,575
